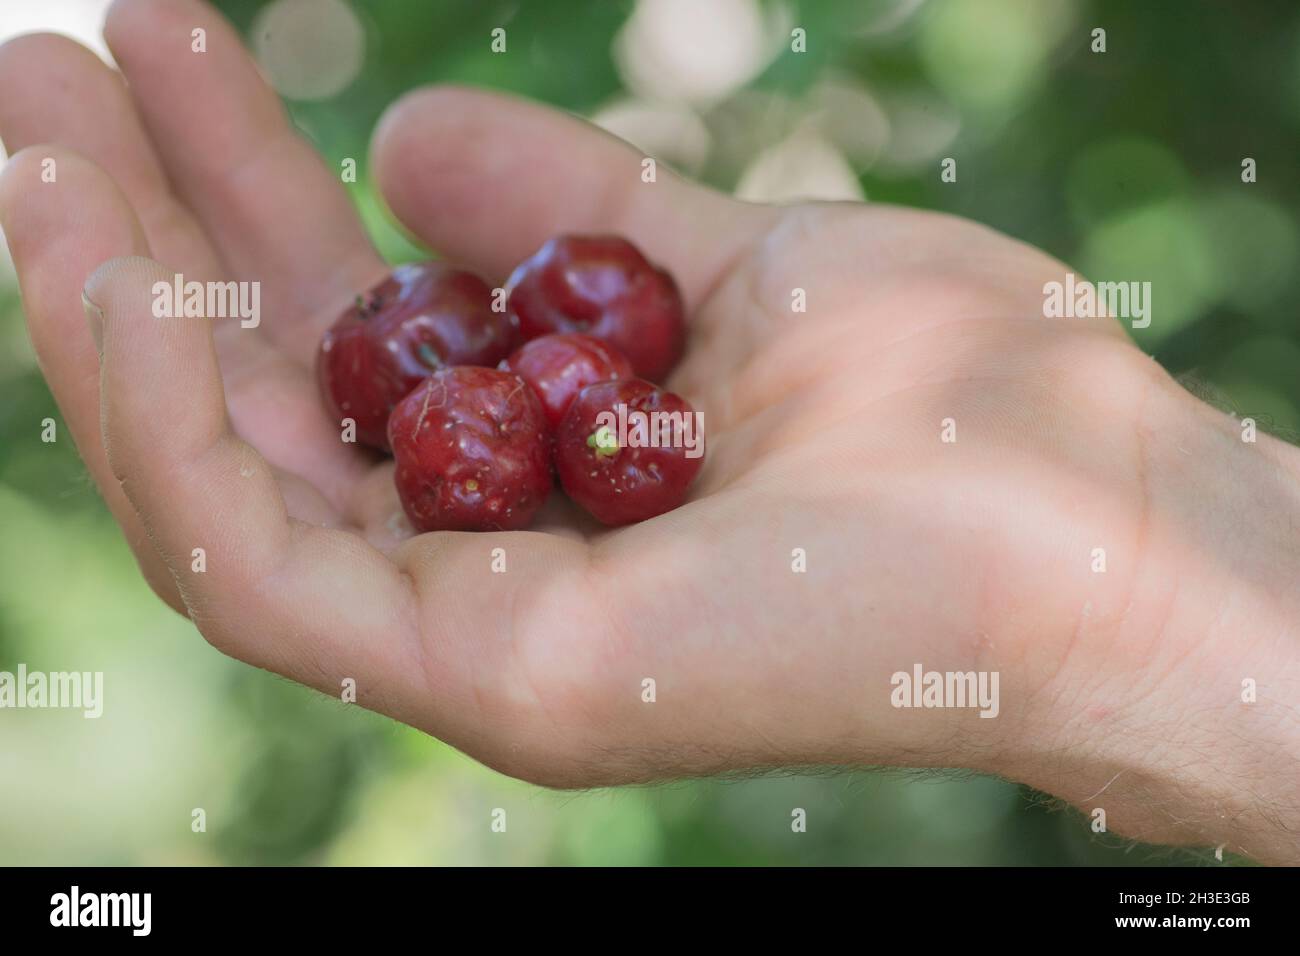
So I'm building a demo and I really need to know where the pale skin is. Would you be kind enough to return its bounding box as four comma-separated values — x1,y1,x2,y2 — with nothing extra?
1,0,1297,863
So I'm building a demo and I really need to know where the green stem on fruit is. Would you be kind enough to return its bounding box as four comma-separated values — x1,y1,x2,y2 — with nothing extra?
417,343,443,369
587,425,620,458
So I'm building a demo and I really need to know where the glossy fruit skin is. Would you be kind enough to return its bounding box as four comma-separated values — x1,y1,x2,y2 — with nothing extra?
318,262,518,450
504,235,685,382
499,333,635,430
555,378,704,526
389,367,552,532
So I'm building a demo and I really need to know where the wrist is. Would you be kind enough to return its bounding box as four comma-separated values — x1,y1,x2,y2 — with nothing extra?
1005,374,1300,862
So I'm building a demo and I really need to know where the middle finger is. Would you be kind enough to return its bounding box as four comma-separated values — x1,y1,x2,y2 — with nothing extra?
103,0,389,366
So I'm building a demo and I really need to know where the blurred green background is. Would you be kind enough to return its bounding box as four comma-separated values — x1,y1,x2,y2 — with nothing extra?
3,0,1296,865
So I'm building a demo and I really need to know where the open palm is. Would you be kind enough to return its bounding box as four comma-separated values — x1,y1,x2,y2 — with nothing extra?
0,0,1230,800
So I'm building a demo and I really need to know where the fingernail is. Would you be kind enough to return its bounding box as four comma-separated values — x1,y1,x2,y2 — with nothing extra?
82,289,103,360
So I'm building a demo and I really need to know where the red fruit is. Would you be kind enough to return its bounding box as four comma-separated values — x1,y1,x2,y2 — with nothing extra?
555,378,704,526
504,235,685,382
318,262,518,450
389,368,552,532
499,333,635,430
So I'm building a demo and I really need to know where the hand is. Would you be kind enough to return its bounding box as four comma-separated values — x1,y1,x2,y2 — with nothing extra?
2,0,1296,863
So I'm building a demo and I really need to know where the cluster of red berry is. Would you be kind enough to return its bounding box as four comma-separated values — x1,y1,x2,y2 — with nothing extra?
317,235,705,532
